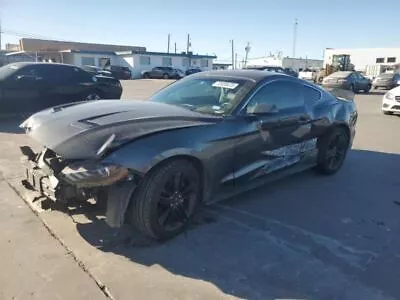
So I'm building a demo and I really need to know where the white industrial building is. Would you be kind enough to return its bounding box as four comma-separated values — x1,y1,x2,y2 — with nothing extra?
246,55,323,71
323,47,400,73
2,38,216,78
117,51,216,78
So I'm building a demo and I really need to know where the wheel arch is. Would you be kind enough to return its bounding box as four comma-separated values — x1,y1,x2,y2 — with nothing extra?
144,154,207,202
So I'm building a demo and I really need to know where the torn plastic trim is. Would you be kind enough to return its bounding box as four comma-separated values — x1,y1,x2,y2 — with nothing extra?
105,180,137,228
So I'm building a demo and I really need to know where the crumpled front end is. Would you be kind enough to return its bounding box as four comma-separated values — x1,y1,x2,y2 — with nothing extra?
20,145,138,227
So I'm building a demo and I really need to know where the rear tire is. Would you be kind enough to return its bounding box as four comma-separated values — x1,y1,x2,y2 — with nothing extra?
131,159,201,240
143,73,150,79
315,127,350,175
84,91,101,101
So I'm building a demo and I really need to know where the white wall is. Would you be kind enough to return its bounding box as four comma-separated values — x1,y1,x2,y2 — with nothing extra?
71,53,117,67
282,57,323,71
324,48,400,71
247,56,283,67
246,56,323,71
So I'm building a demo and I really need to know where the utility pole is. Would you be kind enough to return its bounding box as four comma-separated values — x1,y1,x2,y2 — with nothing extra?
174,42,177,54
230,39,234,69
244,42,251,68
186,34,190,53
186,33,191,66
167,34,170,53
235,53,238,69
292,18,298,58
0,17,2,51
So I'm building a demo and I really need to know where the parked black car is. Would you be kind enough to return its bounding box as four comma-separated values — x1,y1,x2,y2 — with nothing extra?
0,62,122,114
372,72,400,90
82,65,113,77
142,67,185,79
20,70,357,241
103,65,132,80
322,71,371,93
185,68,202,75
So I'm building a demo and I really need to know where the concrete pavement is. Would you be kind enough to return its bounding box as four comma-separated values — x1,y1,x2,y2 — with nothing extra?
0,181,108,300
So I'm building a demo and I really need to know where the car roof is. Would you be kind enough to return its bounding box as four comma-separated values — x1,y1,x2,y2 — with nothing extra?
189,69,289,83
8,62,79,69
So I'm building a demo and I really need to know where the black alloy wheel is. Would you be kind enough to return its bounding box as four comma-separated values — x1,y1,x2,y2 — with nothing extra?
316,128,350,175
131,159,200,240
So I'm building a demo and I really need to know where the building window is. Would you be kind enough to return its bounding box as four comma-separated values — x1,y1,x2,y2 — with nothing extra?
376,57,384,63
387,57,396,63
182,57,189,67
191,60,197,66
162,57,172,66
140,56,151,65
81,57,95,66
99,57,111,68
201,59,209,67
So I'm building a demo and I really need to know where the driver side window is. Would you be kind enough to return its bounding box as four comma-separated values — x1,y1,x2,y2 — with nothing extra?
246,80,303,113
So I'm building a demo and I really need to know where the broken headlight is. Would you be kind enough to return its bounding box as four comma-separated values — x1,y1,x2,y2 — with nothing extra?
60,161,129,188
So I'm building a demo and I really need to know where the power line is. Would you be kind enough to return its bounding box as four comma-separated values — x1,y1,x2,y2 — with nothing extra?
1,28,61,41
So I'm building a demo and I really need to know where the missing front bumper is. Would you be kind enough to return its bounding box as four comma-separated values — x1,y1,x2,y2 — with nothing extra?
20,145,137,228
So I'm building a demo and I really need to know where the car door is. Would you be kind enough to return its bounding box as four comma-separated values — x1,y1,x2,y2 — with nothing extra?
233,79,312,185
2,65,49,113
50,65,97,105
151,67,163,78
357,73,370,90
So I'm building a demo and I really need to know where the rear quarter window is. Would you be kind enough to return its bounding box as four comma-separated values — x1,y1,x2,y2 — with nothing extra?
303,85,321,103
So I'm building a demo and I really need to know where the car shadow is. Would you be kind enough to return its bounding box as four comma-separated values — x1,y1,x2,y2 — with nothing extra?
0,115,27,134
72,149,400,300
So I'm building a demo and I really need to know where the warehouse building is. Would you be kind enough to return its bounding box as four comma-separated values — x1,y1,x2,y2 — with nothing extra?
3,38,216,78
246,55,323,71
323,47,400,73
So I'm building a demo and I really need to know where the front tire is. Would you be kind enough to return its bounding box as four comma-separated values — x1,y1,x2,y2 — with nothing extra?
163,73,169,79
315,127,350,175
383,110,393,115
131,159,201,240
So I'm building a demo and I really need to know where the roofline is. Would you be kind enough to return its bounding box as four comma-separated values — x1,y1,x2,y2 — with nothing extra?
116,50,217,59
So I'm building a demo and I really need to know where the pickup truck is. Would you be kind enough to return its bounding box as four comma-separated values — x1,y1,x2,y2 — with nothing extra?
298,69,317,82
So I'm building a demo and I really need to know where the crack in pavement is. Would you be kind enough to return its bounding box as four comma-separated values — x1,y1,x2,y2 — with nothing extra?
5,179,116,300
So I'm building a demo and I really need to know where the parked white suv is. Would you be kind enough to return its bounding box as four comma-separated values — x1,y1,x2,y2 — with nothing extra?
382,86,400,115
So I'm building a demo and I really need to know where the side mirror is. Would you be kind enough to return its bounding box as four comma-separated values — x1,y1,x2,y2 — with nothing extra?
246,103,279,115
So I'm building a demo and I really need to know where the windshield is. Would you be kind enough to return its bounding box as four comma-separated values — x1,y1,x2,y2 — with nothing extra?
150,77,253,115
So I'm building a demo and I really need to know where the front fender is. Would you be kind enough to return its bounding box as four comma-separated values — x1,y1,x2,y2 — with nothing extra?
102,129,203,176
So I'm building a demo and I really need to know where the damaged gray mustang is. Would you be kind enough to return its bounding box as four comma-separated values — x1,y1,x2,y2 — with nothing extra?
20,70,357,240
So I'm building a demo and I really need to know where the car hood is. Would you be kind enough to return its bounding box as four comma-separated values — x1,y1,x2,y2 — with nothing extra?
389,85,400,95
20,100,221,159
